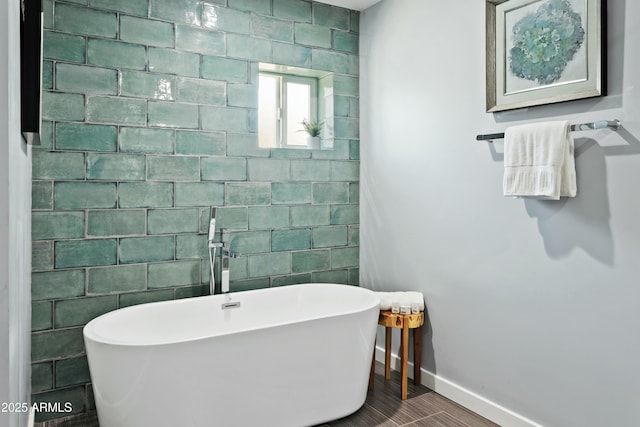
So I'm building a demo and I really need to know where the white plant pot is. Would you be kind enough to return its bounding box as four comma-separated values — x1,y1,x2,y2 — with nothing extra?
307,136,320,150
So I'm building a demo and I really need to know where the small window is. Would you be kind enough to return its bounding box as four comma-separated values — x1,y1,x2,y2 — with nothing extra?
258,72,318,149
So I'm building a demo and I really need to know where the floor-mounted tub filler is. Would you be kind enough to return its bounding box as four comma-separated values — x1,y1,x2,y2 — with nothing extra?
83,283,381,427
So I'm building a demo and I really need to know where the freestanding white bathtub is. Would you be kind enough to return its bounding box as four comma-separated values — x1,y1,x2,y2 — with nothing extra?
83,283,381,427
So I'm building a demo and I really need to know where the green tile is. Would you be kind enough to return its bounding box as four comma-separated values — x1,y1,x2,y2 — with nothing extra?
32,181,53,210
229,0,270,13
32,151,85,180
176,77,225,105
272,229,310,251
200,106,249,132
348,53,359,76
175,182,224,207
42,61,53,90
227,83,257,108
313,225,348,248
334,117,359,139
333,75,359,96
54,4,117,38
312,269,348,284
333,31,358,54
55,356,91,388
349,97,360,117
148,101,199,129
176,131,225,156
291,160,331,181
149,48,199,77
227,133,267,157
87,39,146,70
148,261,201,288
349,182,359,203
32,241,54,271
247,252,291,277
88,264,146,293
120,71,176,101
248,206,289,229
89,0,148,16
331,246,358,268
248,159,289,181
176,25,225,56
313,3,350,30
176,234,207,259
227,34,271,62
54,295,118,328
270,147,312,159
214,207,248,230
294,23,331,48
176,284,209,298
38,121,54,149
334,96,350,117
55,63,118,95
312,49,349,73
226,183,271,205
31,362,53,392
87,153,146,180
32,301,53,332
55,182,117,209
119,235,175,264
291,205,330,227
118,182,174,208
56,122,117,152
349,225,359,245
201,157,247,181
227,230,270,254
150,0,202,26
273,0,311,22
43,31,86,62
55,239,117,268
271,273,311,287
120,15,174,48
86,96,146,125
202,4,249,34
230,277,269,292
272,42,312,68
349,140,359,160
32,270,85,301
119,127,175,154
41,92,85,121
251,15,293,42
119,289,174,307
271,182,311,204
312,139,350,160
147,156,200,181
292,249,330,273
312,182,349,203
148,208,200,234
87,209,146,236
43,0,54,29
201,56,249,83
31,328,85,362
350,10,360,33
32,386,85,422
32,211,84,240
348,267,359,286
330,204,359,225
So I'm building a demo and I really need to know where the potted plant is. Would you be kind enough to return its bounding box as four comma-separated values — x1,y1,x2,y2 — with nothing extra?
300,118,323,149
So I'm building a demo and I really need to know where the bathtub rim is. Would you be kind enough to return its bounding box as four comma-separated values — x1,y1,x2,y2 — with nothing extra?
83,283,381,348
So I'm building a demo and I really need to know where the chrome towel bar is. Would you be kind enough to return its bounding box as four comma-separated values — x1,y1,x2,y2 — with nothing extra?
476,119,621,141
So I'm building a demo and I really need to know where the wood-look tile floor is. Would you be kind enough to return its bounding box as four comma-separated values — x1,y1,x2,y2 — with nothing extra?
318,362,500,427
37,362,499,427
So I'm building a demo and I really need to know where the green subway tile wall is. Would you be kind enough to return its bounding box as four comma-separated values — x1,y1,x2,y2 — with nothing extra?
31,0,360,421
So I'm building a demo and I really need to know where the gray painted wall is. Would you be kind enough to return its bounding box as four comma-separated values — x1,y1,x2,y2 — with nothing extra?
360,0,640,426
1,0,33,426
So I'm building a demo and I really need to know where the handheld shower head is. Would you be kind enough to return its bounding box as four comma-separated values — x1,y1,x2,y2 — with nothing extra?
208,207,216,242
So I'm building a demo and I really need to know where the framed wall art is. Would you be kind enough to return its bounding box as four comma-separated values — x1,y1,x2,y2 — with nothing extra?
486,0,606,112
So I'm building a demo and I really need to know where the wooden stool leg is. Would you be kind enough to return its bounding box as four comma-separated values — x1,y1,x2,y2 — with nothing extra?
368,338,376,390
400,323,409,400
414,324,422,385
384,326,391,381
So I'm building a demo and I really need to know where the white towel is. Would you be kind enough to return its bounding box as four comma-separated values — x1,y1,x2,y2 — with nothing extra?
503,121,576,199
376,291,425,311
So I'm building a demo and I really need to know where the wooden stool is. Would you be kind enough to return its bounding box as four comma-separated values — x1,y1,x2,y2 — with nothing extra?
369,310,424,400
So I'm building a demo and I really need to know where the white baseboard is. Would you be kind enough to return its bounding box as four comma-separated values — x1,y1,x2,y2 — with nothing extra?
374,346,544,427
